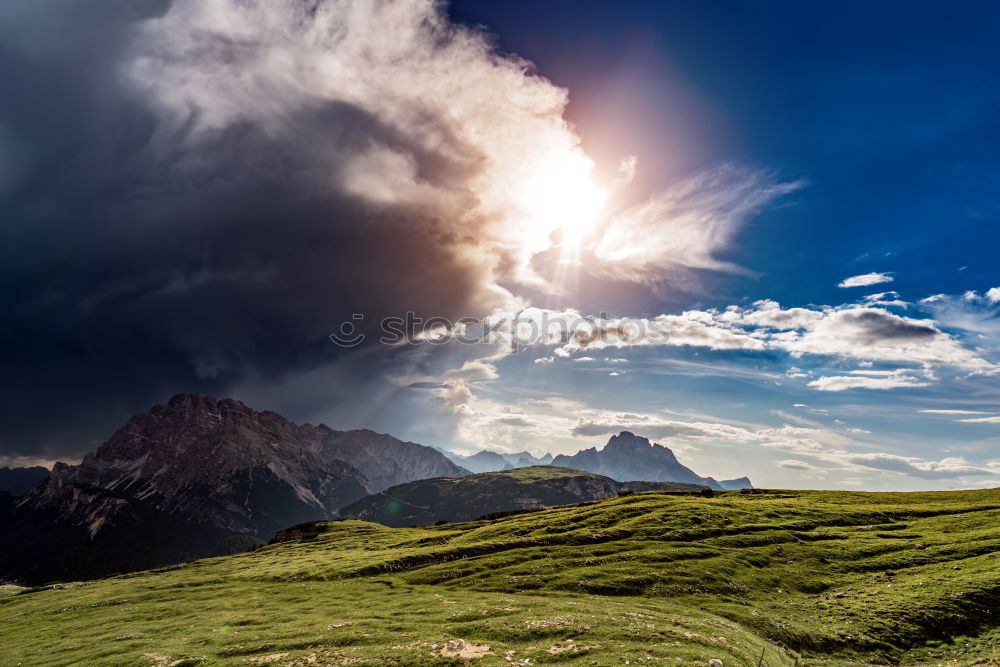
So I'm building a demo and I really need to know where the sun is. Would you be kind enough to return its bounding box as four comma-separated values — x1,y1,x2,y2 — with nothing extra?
516,149,608,249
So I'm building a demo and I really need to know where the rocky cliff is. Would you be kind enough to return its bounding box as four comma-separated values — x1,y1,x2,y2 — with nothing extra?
551,432,752,490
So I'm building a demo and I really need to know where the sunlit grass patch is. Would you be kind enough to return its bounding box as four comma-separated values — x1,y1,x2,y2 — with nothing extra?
3,488,1000,664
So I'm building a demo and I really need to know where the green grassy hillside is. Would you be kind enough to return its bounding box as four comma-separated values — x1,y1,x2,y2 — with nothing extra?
3,488,1000,665
338,465,705,527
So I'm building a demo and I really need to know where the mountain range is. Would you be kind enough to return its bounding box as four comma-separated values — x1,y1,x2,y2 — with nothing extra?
1,396,750,585
337,465,707,527
440,449,553,473
437,436,750,491
0,394,467,584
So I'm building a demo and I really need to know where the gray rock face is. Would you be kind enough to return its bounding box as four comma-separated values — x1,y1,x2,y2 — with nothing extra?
321,429,469,493
338,465,707,527
25,394,371,539
2,394,467,584
551,432,752,491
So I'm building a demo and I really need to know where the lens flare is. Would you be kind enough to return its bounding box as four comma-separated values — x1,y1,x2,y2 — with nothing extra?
516,150,608,249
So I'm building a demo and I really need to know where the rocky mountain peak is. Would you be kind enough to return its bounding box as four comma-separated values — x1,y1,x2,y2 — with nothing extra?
604,431,648,451
606,430,640,444
552,432,748,490
3,394,468,583
603,432,680,463
31,394,367,538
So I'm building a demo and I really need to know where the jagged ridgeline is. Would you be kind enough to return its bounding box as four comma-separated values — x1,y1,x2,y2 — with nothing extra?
437,433,752,490
1,395,752,585
0,394,469,584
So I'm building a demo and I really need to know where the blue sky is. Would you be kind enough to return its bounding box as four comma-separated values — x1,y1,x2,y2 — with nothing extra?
2,0,998,490
377,0,1000,489
449,0,1000,307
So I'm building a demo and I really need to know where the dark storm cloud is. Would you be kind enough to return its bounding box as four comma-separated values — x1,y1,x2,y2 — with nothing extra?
407,382,450,390
2,1,807,461
569,422,620,438
842,310,938,342
0,0,526,459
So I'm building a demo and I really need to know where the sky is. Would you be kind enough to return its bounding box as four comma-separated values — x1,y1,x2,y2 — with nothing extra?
1,0,999,490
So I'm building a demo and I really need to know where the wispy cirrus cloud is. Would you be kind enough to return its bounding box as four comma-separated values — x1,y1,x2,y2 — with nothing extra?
570,416,756,441
919,290,1000,337
838,272,894,288
591,165,802,285
862,291,909,308
777,459,827,473
808,369,933,392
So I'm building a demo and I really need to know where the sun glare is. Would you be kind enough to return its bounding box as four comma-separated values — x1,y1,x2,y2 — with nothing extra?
517,150,608,249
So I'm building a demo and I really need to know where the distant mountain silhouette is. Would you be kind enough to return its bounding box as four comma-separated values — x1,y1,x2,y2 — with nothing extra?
446,450,512,473
718,477,754,490
442,449,553,473
551,432,752,491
